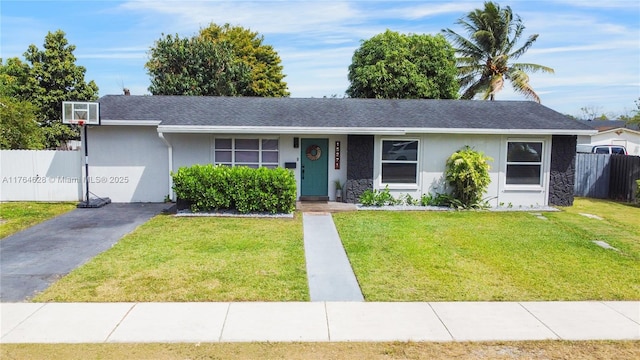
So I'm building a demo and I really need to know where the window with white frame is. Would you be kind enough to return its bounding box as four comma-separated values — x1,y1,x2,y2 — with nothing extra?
381,139,418,184
214,138,279,168
506,141,543,185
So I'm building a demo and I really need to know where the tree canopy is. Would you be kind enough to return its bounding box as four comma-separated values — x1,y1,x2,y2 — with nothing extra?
146,33,252,96
443,1,553,103
146,24,289,97
621,98,640,125
200,23,289,97
0,96,46,150
1,30,99,148
346,30,459,99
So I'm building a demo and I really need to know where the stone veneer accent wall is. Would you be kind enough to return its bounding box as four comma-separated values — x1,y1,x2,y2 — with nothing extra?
345,135,374,203
548,135,577,206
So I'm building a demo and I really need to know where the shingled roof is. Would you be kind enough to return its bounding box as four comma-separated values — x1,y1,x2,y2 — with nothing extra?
98,95,594,134
577,120,640,132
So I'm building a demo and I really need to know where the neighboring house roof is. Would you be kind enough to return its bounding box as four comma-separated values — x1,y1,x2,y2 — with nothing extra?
98,95,595,135
577,120,640,132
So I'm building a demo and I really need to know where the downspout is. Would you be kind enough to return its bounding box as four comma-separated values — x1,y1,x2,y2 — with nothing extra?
158,132,174,201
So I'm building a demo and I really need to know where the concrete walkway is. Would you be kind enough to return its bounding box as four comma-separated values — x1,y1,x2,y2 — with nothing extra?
1,301,638,343
0,203,168,302
302,213,364,301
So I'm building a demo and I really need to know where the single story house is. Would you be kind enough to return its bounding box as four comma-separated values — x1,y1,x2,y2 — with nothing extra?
88,95,595,207
577,120,640,156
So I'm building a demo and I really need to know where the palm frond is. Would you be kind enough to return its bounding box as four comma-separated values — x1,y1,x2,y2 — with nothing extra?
461,76,490,100
489,74,504,100
509,34,539,60
511,63,554,74
508,69,540,103
447,1,552,103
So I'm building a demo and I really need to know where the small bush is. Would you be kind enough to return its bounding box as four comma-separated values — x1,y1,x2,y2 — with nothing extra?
421,192,457,207
359,186,398,206
636,179,640,203
445,146,492,209
172,164,296,214
399,193,419,206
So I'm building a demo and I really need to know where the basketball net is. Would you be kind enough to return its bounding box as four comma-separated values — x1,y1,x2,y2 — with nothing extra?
77,120,85,127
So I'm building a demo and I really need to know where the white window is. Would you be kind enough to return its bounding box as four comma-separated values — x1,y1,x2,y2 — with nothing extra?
214,138,279,168
381,140,418,184
506,141,543,185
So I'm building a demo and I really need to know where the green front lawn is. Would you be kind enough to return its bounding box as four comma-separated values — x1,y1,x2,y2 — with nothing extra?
333,198,640,301
35,215,308,302
0,202,76,239
34,198,639,302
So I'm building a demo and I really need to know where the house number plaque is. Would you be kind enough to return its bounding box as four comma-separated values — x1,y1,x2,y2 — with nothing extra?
335,141,341,169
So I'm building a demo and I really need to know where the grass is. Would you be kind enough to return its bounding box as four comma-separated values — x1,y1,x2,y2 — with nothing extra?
31,198,639,302
2,341,639,360
34,214,308,302
333,198,640,301
0,202,76,239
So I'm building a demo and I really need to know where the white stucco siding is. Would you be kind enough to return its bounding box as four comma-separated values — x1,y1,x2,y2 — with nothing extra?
89,125,168,202
170,133,213,169
421,134,503,207
167,133,347,201
373,134,551,208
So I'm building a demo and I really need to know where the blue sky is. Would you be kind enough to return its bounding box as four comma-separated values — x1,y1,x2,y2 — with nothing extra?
2,0,639,117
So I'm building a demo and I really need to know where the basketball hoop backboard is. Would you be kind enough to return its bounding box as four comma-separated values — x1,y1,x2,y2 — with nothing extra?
62,101,99,125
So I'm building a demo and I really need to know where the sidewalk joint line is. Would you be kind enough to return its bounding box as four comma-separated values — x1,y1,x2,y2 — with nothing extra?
517,302,561,340
427,302,455,341
0,302,47,341
218,302,232,342
323,302,331,341
104,303,137,343
601,301,640,325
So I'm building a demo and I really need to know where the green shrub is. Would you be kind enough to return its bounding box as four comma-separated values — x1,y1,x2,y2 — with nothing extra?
445,146,492,209
172,164,296,214
399,193,419,206
636,179,640,203
421,192,458,207
358,185,399,206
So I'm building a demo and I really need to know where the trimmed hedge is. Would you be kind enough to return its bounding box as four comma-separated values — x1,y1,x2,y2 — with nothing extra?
172,164,296,214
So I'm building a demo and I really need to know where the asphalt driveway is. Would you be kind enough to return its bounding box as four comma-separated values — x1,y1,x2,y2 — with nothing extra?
0,203,168,302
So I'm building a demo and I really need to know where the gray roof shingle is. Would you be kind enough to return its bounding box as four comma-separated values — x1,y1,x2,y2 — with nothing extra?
577,120,640,132
98,95,593,132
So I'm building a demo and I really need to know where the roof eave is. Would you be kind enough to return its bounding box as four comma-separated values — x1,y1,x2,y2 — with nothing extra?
156,125,597,136
101,120,162,126
596,127,640,136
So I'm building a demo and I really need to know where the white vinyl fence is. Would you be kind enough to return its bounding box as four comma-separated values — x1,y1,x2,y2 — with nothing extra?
0,150,83,201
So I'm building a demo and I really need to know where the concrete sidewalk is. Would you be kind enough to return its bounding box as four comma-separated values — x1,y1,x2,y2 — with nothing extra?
1,301,638,343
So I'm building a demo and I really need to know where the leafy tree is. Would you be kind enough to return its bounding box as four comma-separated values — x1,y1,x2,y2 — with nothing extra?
347,30,458,99
146,33,252,96
0,57,30,97
2,30,99,148
200,23,289,97
0,96,46,149
620,98,640,125
443,1,553,102
577,105,611,121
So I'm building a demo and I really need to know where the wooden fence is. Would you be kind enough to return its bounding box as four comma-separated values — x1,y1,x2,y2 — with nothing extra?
574,153,640,202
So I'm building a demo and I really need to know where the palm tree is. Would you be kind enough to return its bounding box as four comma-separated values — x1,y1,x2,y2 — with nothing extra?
443,1,553,103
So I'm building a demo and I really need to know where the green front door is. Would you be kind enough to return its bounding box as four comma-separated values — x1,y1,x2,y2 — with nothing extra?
301,138,328,197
